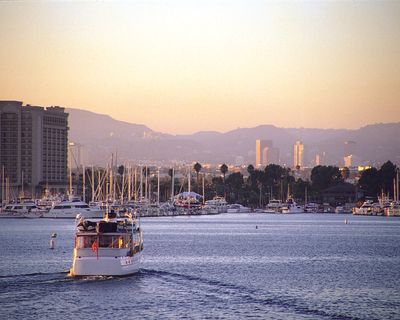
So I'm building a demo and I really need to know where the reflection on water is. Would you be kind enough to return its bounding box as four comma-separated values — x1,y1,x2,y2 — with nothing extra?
0,214,399,319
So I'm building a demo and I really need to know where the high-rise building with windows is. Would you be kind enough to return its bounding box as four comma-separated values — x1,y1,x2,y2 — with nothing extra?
344,141,356,157
0,101,69,200
263,147,280,165
255,139,273,167
293,141,304,168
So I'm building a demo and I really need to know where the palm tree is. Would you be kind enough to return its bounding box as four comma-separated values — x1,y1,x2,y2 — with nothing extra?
220,163,228,183
193,162,202,193
220,163,228,198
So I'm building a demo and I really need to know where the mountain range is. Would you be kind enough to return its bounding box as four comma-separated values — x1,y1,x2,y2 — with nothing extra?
67,108,400,167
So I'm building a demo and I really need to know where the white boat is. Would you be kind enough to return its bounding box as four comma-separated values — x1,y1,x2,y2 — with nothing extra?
43,200,103,218
205,196,228,214
263,199,282,213
281,198,304,214
352,200,373,215
173,192,203,209
227,204,251,213
70,211,143,277
0,202,45,218
304,202,319,213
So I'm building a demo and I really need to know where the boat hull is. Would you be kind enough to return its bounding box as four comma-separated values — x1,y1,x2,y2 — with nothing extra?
71,251,142,276
43,209,103,219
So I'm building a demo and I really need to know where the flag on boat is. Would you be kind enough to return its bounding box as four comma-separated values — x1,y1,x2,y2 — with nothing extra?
92,240,98,253
92,240,99,259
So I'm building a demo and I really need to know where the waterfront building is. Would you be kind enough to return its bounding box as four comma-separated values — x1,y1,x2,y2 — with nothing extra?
293,141,304,168
0,101,69,201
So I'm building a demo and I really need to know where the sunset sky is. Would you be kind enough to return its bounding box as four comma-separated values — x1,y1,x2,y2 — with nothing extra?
1,0,399,134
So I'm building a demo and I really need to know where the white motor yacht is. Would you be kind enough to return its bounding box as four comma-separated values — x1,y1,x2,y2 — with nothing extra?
205,197,228,214
227,204,251,213
43,200,103,218
263,199,282,213
352,200,373,215
0,202,44,218
70,211,143,277
281,198,304,214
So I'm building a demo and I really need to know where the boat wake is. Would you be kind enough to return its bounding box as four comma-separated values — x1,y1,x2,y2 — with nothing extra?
141,268,359,320
0,271,69,279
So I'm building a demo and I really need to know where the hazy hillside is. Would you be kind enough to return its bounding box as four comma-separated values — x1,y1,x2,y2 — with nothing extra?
67,108,400,166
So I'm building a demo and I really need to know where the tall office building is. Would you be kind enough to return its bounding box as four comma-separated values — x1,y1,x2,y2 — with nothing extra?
344,141,356,157
263,147,280,165
0,101,69,199
68,142,87,169
255,139,273,167
315,152,327,166
293,141,304,168
344,155,353,167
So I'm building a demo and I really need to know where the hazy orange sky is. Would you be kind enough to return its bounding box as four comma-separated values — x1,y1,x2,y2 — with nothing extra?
1,1,399,134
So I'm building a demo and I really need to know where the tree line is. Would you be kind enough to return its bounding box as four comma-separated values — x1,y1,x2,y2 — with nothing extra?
72,160,397,207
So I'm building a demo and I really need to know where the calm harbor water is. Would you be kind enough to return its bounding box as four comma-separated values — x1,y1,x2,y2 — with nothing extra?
0,213,399,319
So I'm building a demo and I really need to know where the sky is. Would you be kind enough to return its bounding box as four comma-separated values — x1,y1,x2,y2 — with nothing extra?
0,0,399,134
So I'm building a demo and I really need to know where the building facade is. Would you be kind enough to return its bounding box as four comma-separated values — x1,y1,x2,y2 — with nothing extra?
293,141,304,168
0,101,69,201
255,139,273,167
263,147,280,165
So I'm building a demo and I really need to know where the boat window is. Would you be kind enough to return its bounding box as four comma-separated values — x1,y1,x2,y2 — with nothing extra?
76,235,131,249
14,206,23,210
76,235,97,249
99,235,130,249
75,205,89,208
4,206,13,210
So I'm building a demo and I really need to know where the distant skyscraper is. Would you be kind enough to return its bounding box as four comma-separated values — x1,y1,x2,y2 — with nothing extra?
235,156,244,167
293,141,304,168
264,147,280,165
255,139,273,167
68,142,87,169
344,141,356,157
315,152,327,166
0,101,69,200
344,155,353,167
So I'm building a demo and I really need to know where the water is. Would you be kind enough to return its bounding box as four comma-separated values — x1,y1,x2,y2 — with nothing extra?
1,214,399,319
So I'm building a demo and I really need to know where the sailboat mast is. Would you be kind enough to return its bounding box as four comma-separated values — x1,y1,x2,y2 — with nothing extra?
171,167,174,201
139,166,143,201
69,157,72,196
91,165,95,203
128,165,131,202
144,166,148,202
188,167,191,194
82,165,86,202
109,164,113,202
202,173,205,204
21,170,24,199
121,164,125,203
157,168,160,205
134,167,137,202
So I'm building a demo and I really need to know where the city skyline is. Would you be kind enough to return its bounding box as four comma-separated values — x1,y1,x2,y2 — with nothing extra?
1,1,400,134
